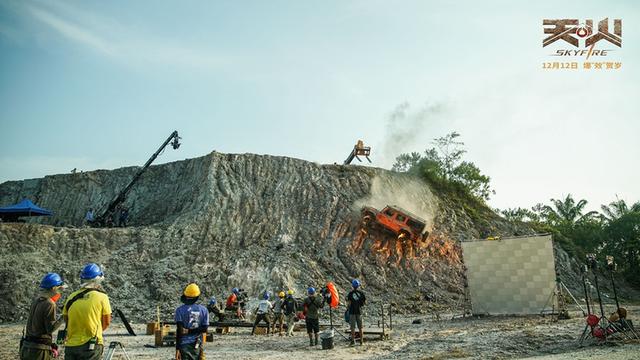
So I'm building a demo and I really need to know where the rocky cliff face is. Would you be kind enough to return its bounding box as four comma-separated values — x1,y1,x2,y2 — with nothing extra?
0,152,532,322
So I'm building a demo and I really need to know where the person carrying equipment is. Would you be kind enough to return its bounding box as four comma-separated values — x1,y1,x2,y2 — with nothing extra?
63,263,112,360
206,297,225,322
20,273,67,360
251,293,273,335
174,283,208,360
271,292,286,336
346,279,366,346
303,287,324,346
283,290,298,337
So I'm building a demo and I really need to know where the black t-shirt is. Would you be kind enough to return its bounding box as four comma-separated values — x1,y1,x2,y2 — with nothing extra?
347,290,366,315
283,297,297,315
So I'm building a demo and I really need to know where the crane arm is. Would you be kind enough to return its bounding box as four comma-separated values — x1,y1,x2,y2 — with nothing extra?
96,131,181,225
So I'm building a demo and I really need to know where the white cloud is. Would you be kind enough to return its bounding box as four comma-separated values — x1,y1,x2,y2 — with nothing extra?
26,4,116,57
19,1,226,71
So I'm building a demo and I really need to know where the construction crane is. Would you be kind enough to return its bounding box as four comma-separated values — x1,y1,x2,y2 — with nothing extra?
344,140,371,165
95,130,181,226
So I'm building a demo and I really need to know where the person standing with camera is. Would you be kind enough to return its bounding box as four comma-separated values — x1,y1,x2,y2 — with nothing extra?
346,279,366,346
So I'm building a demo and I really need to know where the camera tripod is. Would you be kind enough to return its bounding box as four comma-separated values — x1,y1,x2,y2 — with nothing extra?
605,256,639,340
327,299,349,341
103,341,131,360
540,279,585,318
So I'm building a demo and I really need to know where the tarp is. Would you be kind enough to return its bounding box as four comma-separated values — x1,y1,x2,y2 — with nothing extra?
0,199,53,217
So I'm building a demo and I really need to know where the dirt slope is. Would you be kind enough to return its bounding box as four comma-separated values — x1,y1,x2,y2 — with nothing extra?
0,152,531,322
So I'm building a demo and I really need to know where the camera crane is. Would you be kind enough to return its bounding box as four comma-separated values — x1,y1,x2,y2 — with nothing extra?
95,130,181,226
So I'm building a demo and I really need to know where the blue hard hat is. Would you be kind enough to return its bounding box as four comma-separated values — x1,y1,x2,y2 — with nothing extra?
232,287,239,295
209,297,217,305
352,279,361,289
80,263,103,280
263,292,270,300
40,273,63,289
307,287,316,295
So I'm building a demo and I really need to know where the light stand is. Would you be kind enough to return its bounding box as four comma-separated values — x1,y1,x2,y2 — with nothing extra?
580,254,635,344
606,256,639,340
325,293,349,341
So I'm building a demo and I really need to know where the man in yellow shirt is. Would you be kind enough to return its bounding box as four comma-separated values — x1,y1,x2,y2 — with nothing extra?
62,263,111,360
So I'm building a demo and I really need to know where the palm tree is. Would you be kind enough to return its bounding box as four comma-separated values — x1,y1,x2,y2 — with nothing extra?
601,197,640,222
542,194,599,227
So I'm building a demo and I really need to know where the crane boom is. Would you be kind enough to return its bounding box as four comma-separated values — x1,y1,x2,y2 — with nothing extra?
96,131,181,226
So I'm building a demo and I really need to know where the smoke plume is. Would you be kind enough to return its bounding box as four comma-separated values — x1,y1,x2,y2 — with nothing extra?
380,102,446,168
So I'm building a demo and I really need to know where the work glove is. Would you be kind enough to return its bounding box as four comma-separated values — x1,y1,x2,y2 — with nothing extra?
51,344,59,358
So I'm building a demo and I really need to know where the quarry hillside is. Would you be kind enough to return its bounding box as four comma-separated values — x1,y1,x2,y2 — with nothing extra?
0,151,604,323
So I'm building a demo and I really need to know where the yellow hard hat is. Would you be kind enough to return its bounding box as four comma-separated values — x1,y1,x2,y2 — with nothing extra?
278,291,285,298
183,283,201,298
287,289,294,295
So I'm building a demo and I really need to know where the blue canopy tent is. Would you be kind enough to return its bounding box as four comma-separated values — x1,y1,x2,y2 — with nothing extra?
0,199,53,221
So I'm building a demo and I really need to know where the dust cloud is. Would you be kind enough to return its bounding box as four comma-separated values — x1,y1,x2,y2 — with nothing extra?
353,174,438,231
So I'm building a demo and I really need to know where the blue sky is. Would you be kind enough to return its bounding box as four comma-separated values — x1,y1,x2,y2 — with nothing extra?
1,0,638,212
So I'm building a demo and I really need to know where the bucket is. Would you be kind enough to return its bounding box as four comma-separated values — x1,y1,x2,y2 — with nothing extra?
320,329,334,350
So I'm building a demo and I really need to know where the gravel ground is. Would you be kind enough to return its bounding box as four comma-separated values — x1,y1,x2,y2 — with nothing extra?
2,311,639,359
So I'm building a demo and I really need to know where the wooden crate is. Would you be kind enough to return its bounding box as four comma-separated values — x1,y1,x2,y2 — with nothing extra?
154,325,172,347
253,327,268,335
215,327,231,334
146,322,159,335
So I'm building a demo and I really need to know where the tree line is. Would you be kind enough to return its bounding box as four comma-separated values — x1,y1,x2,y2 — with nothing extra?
393,132,640,286
500,196,640,285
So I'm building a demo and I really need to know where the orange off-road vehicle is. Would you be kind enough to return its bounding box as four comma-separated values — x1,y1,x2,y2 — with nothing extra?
360,205,428,241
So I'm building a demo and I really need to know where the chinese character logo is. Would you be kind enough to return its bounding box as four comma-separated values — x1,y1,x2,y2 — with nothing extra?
543,18,621,47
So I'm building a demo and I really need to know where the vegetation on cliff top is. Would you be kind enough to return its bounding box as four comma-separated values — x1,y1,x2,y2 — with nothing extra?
393,132,640,286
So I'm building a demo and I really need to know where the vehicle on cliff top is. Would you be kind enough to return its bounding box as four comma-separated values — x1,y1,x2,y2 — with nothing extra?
360,205,428,242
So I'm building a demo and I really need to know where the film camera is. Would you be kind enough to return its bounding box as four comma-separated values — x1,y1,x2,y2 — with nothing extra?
320,287,332,302
236,288,248,308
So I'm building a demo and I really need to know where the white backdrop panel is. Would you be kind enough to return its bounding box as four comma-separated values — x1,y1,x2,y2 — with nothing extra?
461,235,556,315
